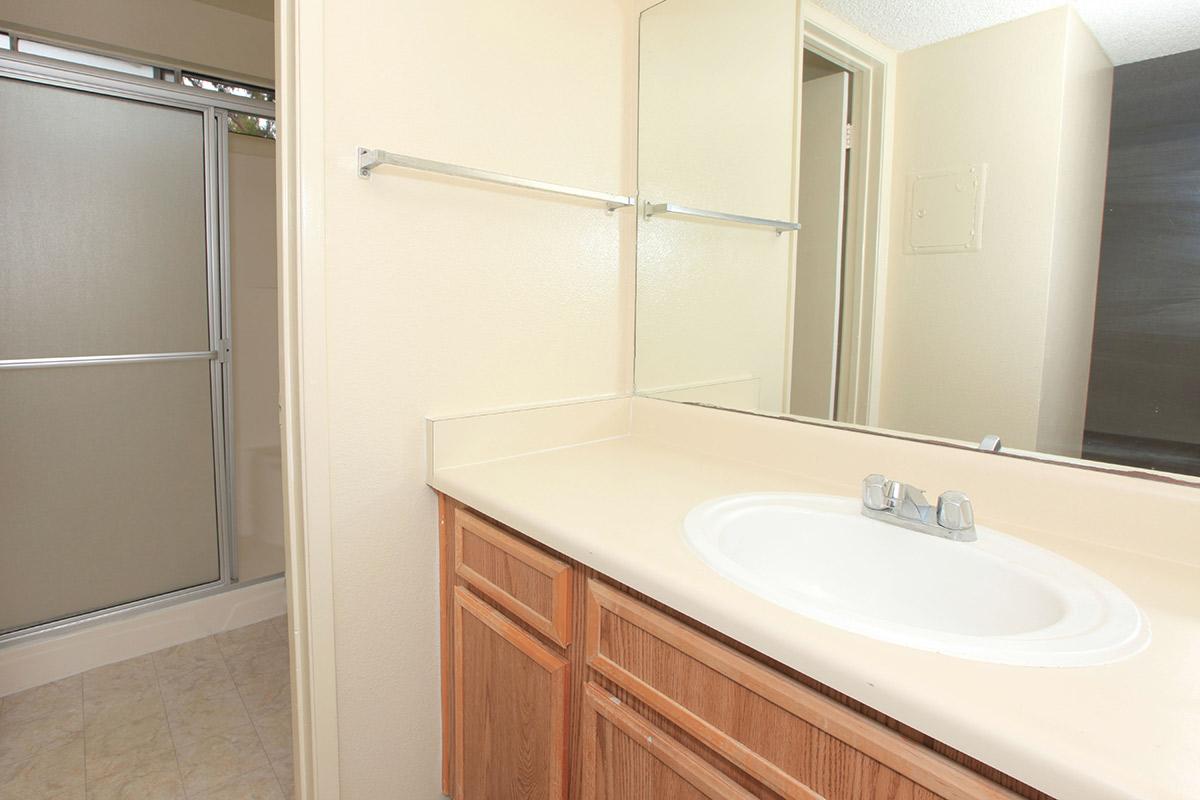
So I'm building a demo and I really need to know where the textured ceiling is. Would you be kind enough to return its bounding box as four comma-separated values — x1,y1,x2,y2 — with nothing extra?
812,0,1200,66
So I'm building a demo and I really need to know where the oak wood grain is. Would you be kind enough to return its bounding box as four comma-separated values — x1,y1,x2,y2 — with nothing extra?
453,586,570,800
585,580,1020,800
455,506,574,646
580,682,771,800
439,492,452,796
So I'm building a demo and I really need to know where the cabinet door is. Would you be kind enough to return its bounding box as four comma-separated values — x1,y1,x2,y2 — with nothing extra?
580,683,769,800
453,586,570,800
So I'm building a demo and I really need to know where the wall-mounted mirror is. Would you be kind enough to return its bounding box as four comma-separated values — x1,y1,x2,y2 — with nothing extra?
634,0,1200,478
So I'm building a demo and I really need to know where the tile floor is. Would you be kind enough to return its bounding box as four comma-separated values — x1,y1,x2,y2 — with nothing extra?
0,615,293,800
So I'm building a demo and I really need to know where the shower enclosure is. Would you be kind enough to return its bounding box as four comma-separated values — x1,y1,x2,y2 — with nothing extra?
0,51,280,640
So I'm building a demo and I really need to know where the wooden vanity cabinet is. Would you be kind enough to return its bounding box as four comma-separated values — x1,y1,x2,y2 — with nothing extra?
439,495,1049,800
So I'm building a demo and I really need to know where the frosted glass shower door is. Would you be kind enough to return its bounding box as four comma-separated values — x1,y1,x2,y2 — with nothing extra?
0,77,223,634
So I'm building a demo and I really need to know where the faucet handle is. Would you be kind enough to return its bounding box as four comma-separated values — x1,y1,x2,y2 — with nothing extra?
862,474,889,511
936,490,975,531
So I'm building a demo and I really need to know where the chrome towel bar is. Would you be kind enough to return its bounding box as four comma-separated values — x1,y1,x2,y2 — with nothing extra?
643,200,800,235
0,351,219,370
357,148,636,211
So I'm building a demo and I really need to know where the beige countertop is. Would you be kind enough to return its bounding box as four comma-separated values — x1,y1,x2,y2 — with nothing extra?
427,397,1200,800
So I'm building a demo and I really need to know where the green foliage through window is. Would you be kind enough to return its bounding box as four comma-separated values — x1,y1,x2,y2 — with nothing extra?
181,74,277,140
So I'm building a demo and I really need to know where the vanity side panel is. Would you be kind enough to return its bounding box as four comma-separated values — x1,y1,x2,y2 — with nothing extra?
439,493,453,795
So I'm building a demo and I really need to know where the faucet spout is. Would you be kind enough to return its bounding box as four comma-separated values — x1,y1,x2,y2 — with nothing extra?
861,474,977,542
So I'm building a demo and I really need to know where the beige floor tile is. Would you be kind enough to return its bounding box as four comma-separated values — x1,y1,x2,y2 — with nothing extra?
0,676,82,727
82,656,157,706
0,736,84,800
0,706,83,768
174,724,271,797
165,689,252,747
152,637,226,682
85,758,184,800
214,621,282,661
234,672,291,719
84,685,164,739
249,705,292,764
269,753,293,800
84,725,177,785
269,616,289,640
193,765,284,800
225,647,288,690
158,659,237,712
85,710,172,765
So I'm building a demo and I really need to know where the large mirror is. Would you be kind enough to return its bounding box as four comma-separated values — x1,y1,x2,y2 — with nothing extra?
634,0,1200,478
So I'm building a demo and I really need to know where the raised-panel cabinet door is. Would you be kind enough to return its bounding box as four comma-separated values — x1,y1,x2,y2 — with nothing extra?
579,683,769,800
452,586,570,800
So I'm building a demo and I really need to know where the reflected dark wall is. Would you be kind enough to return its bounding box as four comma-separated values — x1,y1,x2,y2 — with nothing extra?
1084,47,1200,476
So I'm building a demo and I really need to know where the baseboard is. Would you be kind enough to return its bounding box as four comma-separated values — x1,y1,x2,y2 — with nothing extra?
0,577,286,698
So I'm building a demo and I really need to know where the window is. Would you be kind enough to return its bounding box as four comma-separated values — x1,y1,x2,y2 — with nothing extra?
1,37,276,138
227,112,276,140
15,39,156,78
180,73,276,139
180,73,274,103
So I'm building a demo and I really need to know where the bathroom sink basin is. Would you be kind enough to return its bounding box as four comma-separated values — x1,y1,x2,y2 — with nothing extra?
684,493,1148,666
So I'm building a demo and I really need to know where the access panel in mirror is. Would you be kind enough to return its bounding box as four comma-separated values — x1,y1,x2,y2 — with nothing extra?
634,0,1200,478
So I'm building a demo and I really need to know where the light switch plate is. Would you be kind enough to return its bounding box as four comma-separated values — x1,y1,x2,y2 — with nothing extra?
904,163,987,254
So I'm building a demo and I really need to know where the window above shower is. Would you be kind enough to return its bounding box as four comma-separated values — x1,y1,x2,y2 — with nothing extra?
0,30,276,138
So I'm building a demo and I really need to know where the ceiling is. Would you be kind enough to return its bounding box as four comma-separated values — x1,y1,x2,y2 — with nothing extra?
191,0,273,22
812,0,1200,66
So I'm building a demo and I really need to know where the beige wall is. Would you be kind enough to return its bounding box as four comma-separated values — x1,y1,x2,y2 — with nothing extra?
878,7,1111,455
313,0,639,795
1036,10,1113,456
634,0,800,414
0,0,273,83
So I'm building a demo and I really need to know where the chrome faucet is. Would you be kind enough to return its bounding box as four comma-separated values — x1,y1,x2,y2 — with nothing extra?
861,474,977,542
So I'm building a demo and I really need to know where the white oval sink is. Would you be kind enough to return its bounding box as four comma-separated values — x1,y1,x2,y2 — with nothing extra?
684,493,1148,666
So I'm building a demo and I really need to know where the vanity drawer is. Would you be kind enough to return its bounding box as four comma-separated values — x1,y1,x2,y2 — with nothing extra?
584,580,1016,800
579,682,776,800
453,507,574,646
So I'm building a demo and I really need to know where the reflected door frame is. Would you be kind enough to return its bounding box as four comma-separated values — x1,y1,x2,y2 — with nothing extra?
786,8,894,427
0,52,275,644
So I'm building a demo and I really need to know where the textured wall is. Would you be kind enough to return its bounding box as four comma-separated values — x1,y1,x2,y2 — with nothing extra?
634,0,801,414
879,8,1111,456
317,0,640,795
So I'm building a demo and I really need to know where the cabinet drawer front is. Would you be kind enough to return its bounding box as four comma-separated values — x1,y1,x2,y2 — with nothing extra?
454,507,573,646
454,587,570,800
581,682,771,800
584,581,1016,800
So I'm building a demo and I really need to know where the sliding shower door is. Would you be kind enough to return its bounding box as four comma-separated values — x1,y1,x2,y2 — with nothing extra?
0,76,225,634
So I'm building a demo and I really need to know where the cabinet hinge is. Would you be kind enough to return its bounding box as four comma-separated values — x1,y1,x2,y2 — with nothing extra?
844,123,856,150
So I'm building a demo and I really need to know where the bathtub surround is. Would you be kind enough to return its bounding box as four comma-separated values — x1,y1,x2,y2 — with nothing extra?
0,578,286,700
